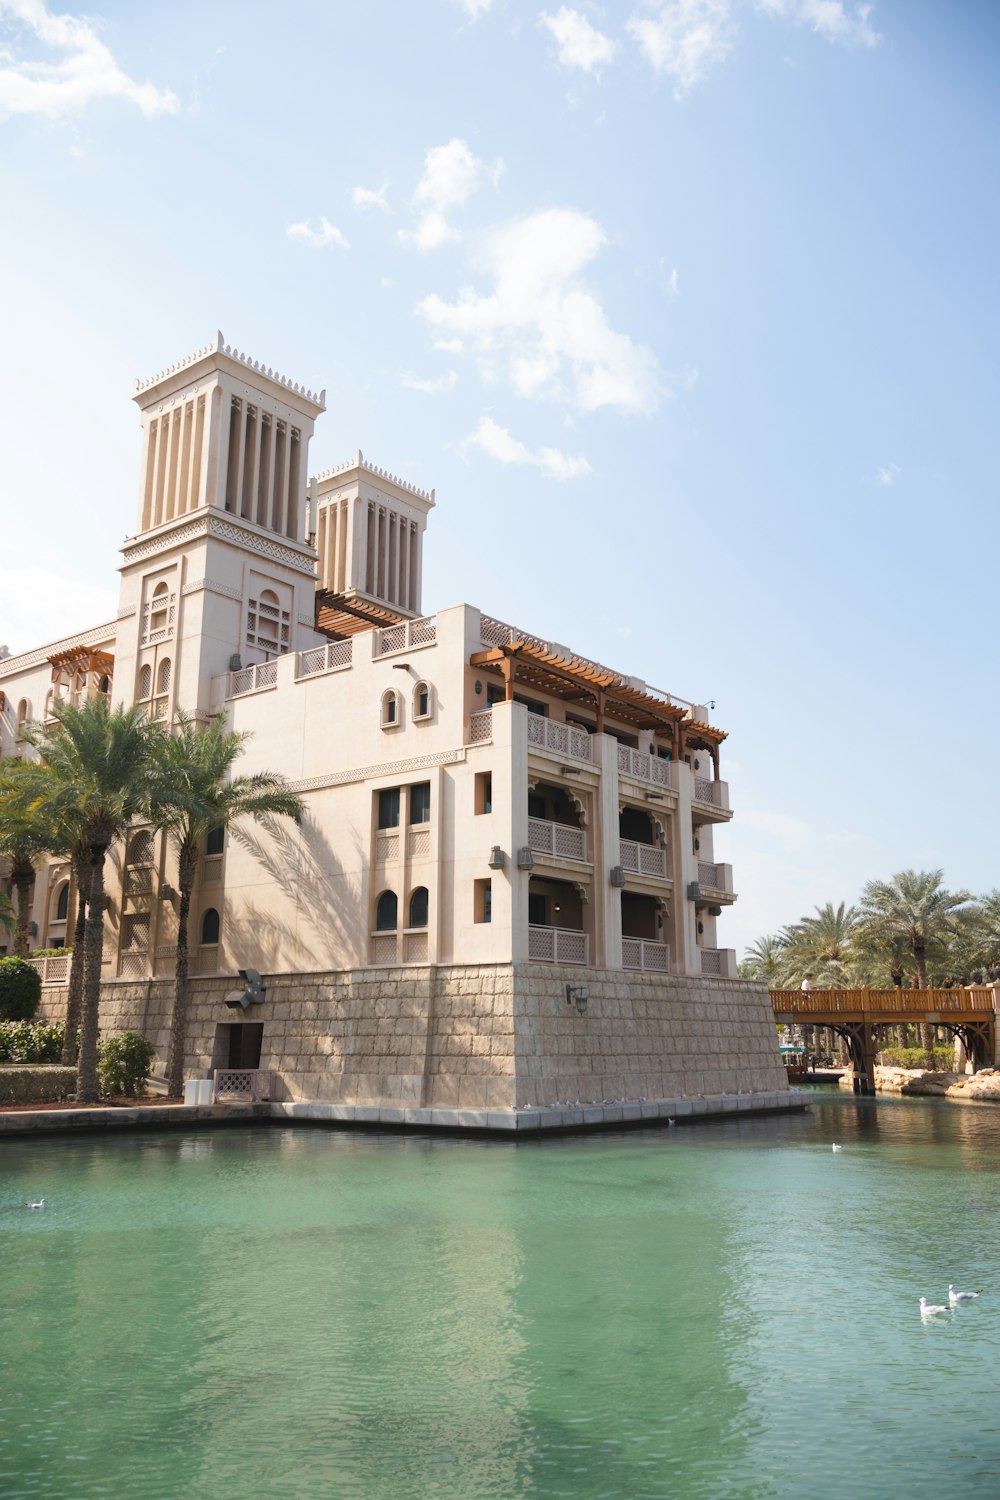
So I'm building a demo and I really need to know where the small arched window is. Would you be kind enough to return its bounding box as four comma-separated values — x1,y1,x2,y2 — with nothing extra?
375,890,398,932
150,581,170,633
99,675,111,696
413,681,432,721
381,689,400,729
138,664,152,700
200,908,221,945
157,658,171,695
127,831,154,867
16,699,29,728
44,690,54,720
206,826,225,856
55,882,69,922
408,887,429,929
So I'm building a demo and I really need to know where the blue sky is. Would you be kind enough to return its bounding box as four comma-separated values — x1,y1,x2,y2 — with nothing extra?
1,0,997,952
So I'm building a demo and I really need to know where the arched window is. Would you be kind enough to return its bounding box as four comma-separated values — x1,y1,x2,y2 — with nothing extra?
381,689,400,729
408,887,428,929
127,830,154,867
150,581,170,633
44,690,54,720
138,664,152,700
413,681,432,721
157,658,171,695
55,883,69,922
99,675,111,697
206,826,225,856
16,699,29,728
375,890,398,931
200,908,221,945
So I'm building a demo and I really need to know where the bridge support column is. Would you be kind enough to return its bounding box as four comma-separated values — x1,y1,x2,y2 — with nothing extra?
843,1023,876,1096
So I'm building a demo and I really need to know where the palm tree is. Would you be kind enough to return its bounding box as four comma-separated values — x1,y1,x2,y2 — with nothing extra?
0,763,61,958
24,702,162,1102
739,933,788,984
0,889,14,940
782,901,858,988
857,870,972,1059
151,712,302,1099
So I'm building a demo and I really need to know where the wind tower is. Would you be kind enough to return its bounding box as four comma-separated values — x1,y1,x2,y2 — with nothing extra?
114,332,326,719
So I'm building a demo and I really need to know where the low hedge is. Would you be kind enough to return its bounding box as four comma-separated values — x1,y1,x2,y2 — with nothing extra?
0,1021,65,1064
878,1046,955,1070
0,1066,77,1106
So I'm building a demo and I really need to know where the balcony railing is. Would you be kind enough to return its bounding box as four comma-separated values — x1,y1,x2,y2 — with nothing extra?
617,745,675,790
526,715,592,762
212,1069,275,1103
27,954,70,986
229,660,278,698
297,639,353,678
528,925,588,965
373,616,436,658
699,947,735,978
698,861,733,896
370,932,398,965
693,777,730,811
527,817,586,862
117,950,149,979
375,831,399,863
622,937,670,973
619,838,667,877
467,709,493,745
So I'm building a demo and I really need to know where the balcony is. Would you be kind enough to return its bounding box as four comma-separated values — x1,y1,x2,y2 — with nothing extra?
693,777,731,818
229,660,278,698
373,616,436,658
526,715,592,763
528,817,586,862
617,745,675,791
528,925,588,965
27,953,70,986
467,709,493,746
699,946,737,979
697,861,736,902
622,937,670,973
619,838,668,878
297,639,353,678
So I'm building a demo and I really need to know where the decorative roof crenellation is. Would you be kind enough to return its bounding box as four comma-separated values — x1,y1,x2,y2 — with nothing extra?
134,330,326,408
313,450,434,504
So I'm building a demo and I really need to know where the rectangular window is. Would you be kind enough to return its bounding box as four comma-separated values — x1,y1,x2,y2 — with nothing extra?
377,788,400,829
528,893,547,926
528,793,546,820
486,683,504,708
475,878,492,924
409,782,431,824
475,772,492,815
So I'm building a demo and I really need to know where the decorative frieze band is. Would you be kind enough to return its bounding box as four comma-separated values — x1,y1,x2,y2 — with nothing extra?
182,578,244,602
289,748,464,796
0,620,118,679
120,512,317,577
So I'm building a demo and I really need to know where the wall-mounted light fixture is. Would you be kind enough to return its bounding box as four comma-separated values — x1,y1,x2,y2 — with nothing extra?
687,881,701,902
474,679,483,695
225,967,266,1011
488,846,506,869
566,984,589,1015
160,883,177,901
609,865,626,888
560,765,582,775
708,904,723,917
517,847,534,870
644,792,663,802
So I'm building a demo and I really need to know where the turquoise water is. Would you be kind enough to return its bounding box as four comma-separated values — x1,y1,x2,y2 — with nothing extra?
2,1095,1000,1499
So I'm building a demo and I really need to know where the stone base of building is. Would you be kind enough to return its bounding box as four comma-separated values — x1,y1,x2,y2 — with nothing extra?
38,961,789,1110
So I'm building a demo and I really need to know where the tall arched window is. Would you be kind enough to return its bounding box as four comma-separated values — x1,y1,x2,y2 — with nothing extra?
375,890,398,931
16,699,29,729
138,664,152,700
157,658,171,694
200,908,221,945
127,830,154,868
408,887,429,929
381,689,400,728
55,882,69,922
150,581,170,634
413,681,432,721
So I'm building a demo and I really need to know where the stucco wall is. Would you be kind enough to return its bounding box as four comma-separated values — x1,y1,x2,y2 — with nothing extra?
38,964,785,1109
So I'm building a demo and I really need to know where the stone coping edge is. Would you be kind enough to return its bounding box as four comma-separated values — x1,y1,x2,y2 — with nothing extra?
0,1092,804,1138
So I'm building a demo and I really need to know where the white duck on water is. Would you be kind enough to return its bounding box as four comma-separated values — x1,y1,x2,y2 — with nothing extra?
25,1198,45,1210
919,1297,950,1319
949,1284,982,1305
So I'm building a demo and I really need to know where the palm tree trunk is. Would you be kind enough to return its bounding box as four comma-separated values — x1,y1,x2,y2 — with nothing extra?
166,867,194,1099
77,844,107,1104
62,854,90,1065
11,861,33,959
914,945,934,1061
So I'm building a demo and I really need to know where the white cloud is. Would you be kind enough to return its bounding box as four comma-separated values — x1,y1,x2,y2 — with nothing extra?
458,416,592,480
627,0,735,96
401,369,458,394
286,217,350,250
400,137,504,251
539,7,618,74
877,462,900,486
417,207,661,415
352,181,390,212
453,0,494,16
0,0,178,119
756,0,879,48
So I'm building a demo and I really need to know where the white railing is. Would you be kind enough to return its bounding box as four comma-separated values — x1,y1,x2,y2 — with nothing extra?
619,839,668,877
698,861,730,893
526,715,592,762
212,1069,275,1103
527,817,586,862
622,938,670,973
467,710,493,745
229,660,278,697
617,745,674,789
375,831,399,863
528,925,588,965
27,954,70,985
297,639,353,678
408,828,430,858
694,777,729,810
700,947,723,977
373,616,436,657
370,933,398,965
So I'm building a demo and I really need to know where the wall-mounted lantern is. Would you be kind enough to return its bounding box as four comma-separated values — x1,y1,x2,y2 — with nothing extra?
566,984,589,1015
517,847,534,870
225,967,266,1011
488,846,506,869
687,881,701,902
609,866,626,887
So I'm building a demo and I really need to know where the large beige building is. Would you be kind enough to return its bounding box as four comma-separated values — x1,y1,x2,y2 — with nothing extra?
0,335,790,1124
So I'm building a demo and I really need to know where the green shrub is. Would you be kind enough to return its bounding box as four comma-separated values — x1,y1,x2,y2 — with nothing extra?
98,1031,156,1098
0,1020,65,1063
878,1045,955,1071
0,958,41,1022
0,1066,76,1105
30,947,71,959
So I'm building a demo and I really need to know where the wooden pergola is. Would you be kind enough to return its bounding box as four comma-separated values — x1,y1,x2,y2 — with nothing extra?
48,646,115,680
314,588,409,640
469,637,727,775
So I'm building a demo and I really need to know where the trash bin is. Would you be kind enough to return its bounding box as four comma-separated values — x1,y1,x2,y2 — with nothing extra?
183,1079,214,1106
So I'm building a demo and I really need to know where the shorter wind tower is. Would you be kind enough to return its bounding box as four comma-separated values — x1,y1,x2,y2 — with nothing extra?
115,332,326,720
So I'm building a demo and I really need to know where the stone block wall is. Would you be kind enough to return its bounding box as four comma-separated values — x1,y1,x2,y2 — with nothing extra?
38,963,785,1108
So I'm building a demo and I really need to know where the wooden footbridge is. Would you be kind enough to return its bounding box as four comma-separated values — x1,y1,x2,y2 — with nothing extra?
770,987,997,1095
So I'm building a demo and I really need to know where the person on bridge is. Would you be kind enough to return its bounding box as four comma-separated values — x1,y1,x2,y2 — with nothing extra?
801,974,813,995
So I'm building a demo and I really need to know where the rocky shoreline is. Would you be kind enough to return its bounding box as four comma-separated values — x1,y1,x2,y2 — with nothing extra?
841,1066,1000,1102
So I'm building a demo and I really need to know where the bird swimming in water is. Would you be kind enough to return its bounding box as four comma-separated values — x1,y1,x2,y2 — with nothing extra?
832,1144,842,1152
920,1297,950,1320
949,1284,982,1305
25,1198,45,1210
